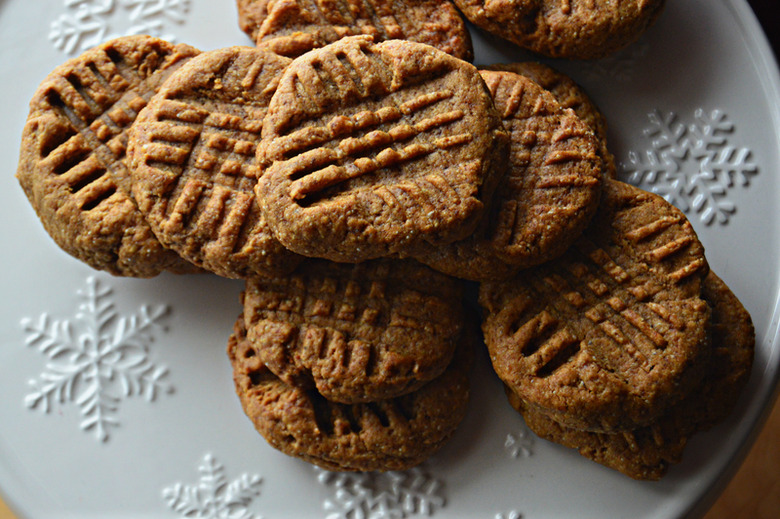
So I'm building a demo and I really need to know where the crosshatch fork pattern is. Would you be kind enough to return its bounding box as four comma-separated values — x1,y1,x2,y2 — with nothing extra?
519,230,701,381
256,37,503,262
242,260,464,401
267,89,473,208
244,0,472,61
124,47,303,279
260,0,409,42
139,98,266,243
481,70,601,257
246,271,455,333
481,181,710,431
502,210,706,383
40,40,196,196
260,42,479,206
141,98,266,193
244,271,457,359
41,49,152,207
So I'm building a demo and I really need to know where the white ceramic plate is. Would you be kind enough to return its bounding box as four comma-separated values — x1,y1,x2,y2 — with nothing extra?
1,1,779,517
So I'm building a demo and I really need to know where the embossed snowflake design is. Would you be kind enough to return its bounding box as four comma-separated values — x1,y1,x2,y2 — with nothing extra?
495,511,523,519
504,424,534,459
21,276,171,442
49,0,191,54
622,108,758,225
317,466,445,519
163,454,263,519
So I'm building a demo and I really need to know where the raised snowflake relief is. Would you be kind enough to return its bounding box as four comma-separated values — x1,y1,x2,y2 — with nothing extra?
621,108,757,225
504,424,534,459
163,453,263,519
317,466,445,519
49,0,191,54
495,511,523,519
22,276,172,441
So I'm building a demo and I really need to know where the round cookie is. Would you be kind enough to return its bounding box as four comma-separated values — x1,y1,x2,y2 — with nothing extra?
228,311,473,471
256,35,508,263
479,179,711,433
506,271,755,480
127,46,302,279
236,0,473,61
242,258,465,403
486,62,616,179
16,35,200,277
412,69,602,281
453,0,666,59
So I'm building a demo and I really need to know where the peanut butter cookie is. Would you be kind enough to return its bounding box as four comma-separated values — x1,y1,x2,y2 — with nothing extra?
228,311,473,471
16,35,200,277
127,46,302,279
507,271,754,480
453,0,666,59
480,179,710,432
412,69,602,281
236,0,473,60
256,36,508,262
242,258,465,403
486,62,616,178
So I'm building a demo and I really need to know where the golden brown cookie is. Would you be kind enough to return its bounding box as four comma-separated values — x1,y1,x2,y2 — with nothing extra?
236,0,473,61
453,0,666,59
16,35,200,277
242,258,465,403
507,271,754,480
256,35,508,262
228,311,473,471
127,46,302,279
412,69,602,281
479,179,711,433
486,62,616,179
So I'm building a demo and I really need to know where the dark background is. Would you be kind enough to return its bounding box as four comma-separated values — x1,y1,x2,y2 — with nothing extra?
747,0,778,54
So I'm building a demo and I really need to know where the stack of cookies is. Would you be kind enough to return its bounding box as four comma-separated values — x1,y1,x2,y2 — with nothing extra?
14,0,754,479
230,258,474,470
480,179,754,479
15,33,504,471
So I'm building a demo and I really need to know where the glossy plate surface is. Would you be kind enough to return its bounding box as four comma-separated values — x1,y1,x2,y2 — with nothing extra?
1,1,779,517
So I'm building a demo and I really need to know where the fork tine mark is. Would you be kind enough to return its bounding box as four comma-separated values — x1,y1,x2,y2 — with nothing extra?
163,178,207,233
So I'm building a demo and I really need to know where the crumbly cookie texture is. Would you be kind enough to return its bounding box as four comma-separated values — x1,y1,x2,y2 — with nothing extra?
486,62,616,179
236,0,473,61
509,271,754,480
256,35,508,263
16,35,200,277
453,0,666,59
228,309,473,471
127,46,302,279
242,258,465,403
480,179,711,433
412,69,602,281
